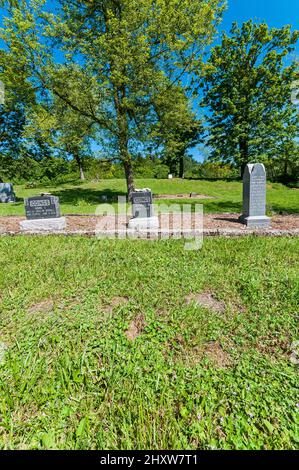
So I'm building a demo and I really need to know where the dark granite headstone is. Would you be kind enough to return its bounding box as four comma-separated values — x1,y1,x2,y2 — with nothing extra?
239,163,271,228
25,195,61,220
132,190,153,219
0,183,16,203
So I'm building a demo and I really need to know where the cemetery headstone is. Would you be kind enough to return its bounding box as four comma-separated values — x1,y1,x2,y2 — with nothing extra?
20,194,67,232
0,183,16,203
239,163,271,228
168,174,173,179
128,189,159,229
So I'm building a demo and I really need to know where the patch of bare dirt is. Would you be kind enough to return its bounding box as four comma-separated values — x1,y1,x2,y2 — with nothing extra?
101,296,128,315
186,291,226,314
156,308,169,317
125,314,145,341
255,334,290,360
28,299,54,315
173,340,232,368
204,341,232,368
111,296,129,307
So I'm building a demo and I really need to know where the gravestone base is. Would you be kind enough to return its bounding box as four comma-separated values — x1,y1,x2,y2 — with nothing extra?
20,217,67,233
239,215,271,228
128,216,159,230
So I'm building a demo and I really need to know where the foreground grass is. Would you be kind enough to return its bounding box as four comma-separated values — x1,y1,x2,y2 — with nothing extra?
0,236,298,449
0,178,298,216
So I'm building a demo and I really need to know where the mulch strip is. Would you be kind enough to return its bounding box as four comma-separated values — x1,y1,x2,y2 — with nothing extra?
0,213,298,237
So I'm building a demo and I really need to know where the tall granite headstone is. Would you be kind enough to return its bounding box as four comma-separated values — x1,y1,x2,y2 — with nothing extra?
128,189,159,229
20,194,66,232
239,163,271,228
0,183,16,203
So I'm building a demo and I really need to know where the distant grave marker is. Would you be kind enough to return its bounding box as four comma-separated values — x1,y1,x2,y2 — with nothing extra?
0,183,16,203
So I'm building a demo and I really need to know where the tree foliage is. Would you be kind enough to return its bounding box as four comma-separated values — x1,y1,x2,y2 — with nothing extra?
152,83,202,177
0,7,37,181
202,21,299,179
23,0,224,196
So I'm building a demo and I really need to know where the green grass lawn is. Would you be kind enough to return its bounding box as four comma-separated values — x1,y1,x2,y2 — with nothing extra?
0,236,298,449
0,179,298,216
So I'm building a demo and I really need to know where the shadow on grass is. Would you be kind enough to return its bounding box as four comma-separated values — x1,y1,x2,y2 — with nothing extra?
203,200,243,213
10,190,298,215
205,200,299,215
15,198,24,204
268,205,299,215
51,187,127,205
155,199,243,214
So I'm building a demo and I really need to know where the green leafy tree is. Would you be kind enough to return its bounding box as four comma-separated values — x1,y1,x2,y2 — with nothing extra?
0,1,19,6
0,3,99,181
202,21,299,177
24,80,97,181
3,0,224,197
153,83,202,177
54,109,94,182
0,15,36,181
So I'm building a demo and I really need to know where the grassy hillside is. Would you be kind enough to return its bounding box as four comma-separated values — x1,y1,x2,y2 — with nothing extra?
0,179,298,216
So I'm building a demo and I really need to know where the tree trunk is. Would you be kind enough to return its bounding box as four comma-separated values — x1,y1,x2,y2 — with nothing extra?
179,154,184,179
113,85,135,200
239,138,249,178
240,162,247,179
169,160,177,176
78,161,85,181
283,157,288,179
123,159,135,201
74,151,85,181
119,122,135,201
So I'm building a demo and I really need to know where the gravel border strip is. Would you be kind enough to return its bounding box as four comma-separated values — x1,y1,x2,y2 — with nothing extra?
1,228,299,238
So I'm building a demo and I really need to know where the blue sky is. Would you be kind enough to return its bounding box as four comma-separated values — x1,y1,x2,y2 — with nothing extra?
222,0,298,37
